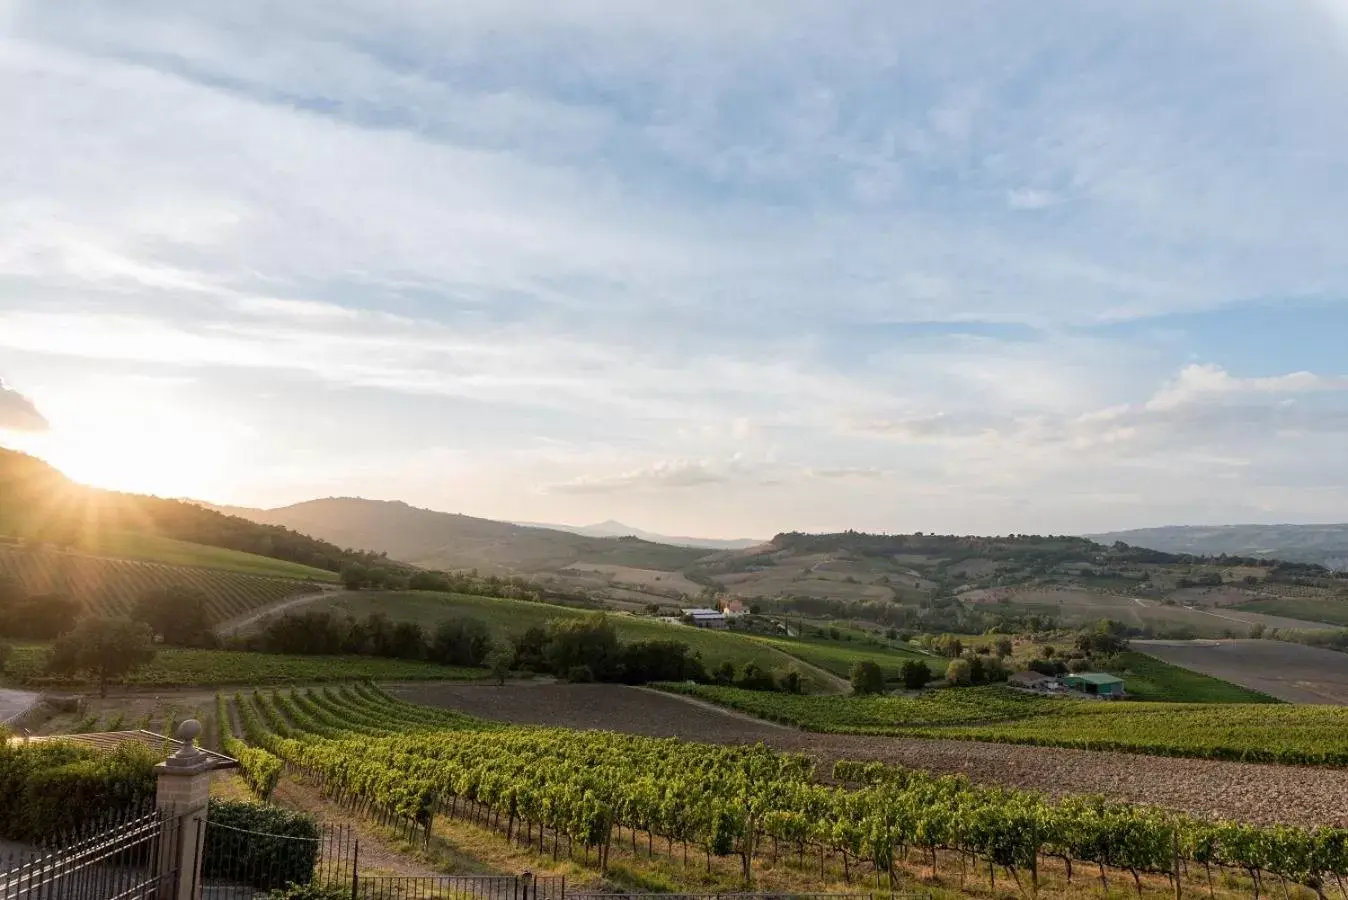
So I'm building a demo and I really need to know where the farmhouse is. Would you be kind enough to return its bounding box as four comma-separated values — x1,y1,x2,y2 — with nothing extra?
681,608,728,629
1008,670,1054,690
721,598,748,618
1062,672,1126,698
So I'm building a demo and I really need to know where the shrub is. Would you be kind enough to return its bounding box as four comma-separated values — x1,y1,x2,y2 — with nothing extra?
945,657,972,686
204,800,321,891
779,669,804,694
0,741,156,842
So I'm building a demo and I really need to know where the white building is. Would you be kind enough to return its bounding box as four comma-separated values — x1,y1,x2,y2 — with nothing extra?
680,608,728,629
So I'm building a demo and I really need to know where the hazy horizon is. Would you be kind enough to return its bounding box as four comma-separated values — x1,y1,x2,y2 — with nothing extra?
3,2,1348,539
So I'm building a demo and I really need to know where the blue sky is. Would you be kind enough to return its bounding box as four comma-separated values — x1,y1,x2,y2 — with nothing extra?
2,0,1348,538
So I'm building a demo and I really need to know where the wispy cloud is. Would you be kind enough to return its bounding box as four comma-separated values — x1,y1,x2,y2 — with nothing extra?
1,1,1347,534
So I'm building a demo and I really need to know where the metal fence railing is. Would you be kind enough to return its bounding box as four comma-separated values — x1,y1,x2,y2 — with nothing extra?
0,807,179,900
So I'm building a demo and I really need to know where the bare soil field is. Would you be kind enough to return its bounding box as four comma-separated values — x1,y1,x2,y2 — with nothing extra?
562,564,704,598
990,588,1334,635
389,682,1348,827
1135,639,1348,705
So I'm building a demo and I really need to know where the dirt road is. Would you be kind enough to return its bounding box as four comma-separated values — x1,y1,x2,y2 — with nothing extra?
214,589,353,637
0,688,39,725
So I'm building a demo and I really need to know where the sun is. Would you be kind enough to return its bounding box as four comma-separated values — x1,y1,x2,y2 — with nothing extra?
18,385,246,500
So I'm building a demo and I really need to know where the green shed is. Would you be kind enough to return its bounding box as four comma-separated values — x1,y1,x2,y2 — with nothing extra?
1062,672,1125,698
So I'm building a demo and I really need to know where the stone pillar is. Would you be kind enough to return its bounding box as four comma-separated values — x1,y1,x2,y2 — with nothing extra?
155,720,213,900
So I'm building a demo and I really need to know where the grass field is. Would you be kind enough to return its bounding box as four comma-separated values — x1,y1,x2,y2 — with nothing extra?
308,591,838,691
1237,595,1348,627
78,531,340,582
2,644,481,687
659,683,1348,765
1101,651,1279,703
748,633,947,682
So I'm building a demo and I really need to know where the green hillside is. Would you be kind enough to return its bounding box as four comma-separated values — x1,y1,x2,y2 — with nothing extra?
0,446,394,576
68,532,339,582
304,590,838,692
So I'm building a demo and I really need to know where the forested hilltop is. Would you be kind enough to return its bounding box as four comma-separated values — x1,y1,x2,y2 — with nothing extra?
0,447,392,574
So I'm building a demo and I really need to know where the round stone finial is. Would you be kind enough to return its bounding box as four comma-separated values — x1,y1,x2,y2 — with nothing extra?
177,719,202,745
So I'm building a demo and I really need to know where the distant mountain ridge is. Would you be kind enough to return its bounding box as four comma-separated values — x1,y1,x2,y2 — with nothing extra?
514,518,763,551
199,497,712,574
1087,524,1348,571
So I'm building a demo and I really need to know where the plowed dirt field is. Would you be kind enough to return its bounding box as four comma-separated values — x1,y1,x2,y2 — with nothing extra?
390,681,1348,828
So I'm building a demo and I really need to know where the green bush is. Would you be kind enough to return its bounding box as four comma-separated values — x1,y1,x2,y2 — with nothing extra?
267,883,349,900
204,800,321,890
0,740,156,842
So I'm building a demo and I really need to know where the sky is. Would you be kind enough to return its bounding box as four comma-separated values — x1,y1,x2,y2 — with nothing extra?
2,0,1348,540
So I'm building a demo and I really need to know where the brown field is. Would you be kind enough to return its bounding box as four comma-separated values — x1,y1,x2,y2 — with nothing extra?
1134,639,1348,704
561,563,704,598
987,587,1335,635
389,682,1348,827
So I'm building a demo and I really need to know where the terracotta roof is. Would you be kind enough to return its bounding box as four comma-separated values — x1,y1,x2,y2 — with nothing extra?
9,730,239,770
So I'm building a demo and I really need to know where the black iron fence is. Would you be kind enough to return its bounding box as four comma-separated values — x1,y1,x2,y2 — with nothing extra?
0,807,181,900
354,874,566,900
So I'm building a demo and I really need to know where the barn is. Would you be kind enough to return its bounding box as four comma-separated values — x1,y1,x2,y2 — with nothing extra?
1062,672,1125,698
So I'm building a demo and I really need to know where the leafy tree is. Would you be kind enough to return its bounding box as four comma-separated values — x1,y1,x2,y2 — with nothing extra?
899,659,932,690
47,617,156,697
0,639,10,675
619,640,706,684
736,662,777,692
545,615,619,681
778,669,804,694
850,661,886,695
486,645,513,685
945,657,972,686
1249,623,1267,639
713,660,737,685
1066,657,1091,673
132,584,214,647
384,621,426,660
408,571,451,592
0,592,80,640
339,564,368,591
429,617,492,667
994,636,1014,658
509,626,551,672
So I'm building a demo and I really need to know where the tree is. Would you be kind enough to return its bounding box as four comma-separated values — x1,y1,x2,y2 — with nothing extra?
545,614,620,681
850,661,886,696
0,592,81,640
132,584,214,647
339,564,368,591
994,637,1014,658
509,626,551,673
1067,657,1091,673
713,660,737,685
486,645,513,685
429,617,492,667
1249,623,1267,639
736,662,777,692
945,657,972,686
899,659,932,690
47,617,156,697
0,639,10,676
779,669,804,694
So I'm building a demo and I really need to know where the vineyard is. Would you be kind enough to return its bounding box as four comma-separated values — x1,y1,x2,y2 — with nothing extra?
658,684,1348,765
0,545,319,626
216,683,1348,897
3,645,483,687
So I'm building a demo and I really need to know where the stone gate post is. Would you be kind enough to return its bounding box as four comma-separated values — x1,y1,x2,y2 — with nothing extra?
155,720,213,900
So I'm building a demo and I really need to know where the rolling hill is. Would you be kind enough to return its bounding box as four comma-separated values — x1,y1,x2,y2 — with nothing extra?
515,519,763,551
0,446,392,576
1088,524,1348,570
206,498,712,574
